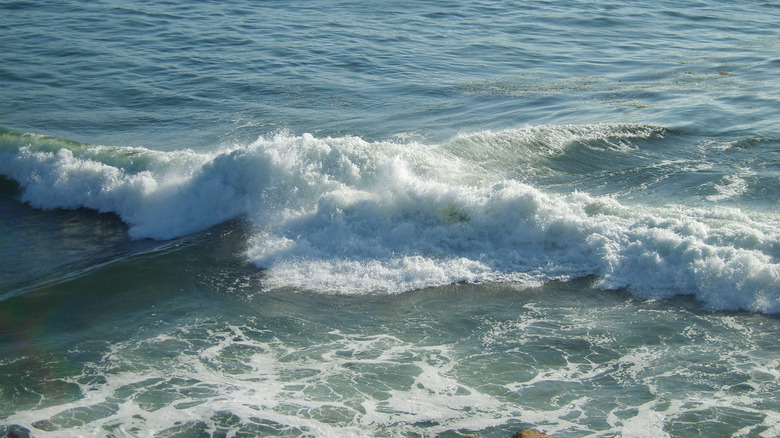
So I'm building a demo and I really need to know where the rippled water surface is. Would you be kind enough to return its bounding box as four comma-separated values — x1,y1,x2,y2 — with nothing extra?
2,1,780,436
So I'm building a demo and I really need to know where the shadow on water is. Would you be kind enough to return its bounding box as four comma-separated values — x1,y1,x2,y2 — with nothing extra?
0,176,152,296
0,175,262,361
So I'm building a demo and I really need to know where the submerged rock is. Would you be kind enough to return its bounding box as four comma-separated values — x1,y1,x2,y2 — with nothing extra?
512,430,554,438
4,425,31,438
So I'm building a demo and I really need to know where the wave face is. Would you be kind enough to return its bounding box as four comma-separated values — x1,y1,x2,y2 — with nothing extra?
1,126,779,312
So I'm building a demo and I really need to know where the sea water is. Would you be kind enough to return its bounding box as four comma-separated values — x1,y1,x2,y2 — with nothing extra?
1,1,779,437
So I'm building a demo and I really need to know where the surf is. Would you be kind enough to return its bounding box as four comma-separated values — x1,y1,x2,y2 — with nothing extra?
1,127,778,313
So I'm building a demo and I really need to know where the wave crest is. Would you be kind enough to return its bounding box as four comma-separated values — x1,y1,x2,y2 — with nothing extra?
1,127,778,312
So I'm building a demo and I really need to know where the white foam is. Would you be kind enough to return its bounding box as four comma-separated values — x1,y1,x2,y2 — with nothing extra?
1,323,531,437
5,297,780,436
2,127,779,312
615,401,670,438
707,171,751,202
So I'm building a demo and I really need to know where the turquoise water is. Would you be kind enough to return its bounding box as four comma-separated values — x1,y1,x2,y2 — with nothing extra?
1,1,780,436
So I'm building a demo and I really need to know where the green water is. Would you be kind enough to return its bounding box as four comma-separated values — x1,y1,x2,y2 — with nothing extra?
2,223,779,436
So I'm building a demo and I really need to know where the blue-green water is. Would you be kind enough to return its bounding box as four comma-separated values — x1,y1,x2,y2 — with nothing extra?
1,1,780,436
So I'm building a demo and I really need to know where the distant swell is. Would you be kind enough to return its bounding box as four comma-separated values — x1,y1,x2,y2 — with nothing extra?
1,127,778,313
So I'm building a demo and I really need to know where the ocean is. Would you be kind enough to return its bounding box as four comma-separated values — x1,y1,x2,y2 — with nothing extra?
1,1,779,436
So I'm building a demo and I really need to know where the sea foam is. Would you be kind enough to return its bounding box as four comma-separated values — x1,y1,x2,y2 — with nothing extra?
1,127,778,312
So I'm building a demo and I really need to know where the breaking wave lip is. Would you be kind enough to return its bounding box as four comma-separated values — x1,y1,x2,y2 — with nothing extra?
1,126,779,313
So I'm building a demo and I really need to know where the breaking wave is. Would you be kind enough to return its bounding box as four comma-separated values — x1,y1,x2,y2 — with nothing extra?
1,126,778,312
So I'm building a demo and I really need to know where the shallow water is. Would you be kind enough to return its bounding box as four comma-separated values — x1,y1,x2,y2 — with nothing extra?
3,245,780,437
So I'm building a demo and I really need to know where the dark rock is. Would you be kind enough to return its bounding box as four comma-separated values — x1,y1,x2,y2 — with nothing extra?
4,425,31,438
